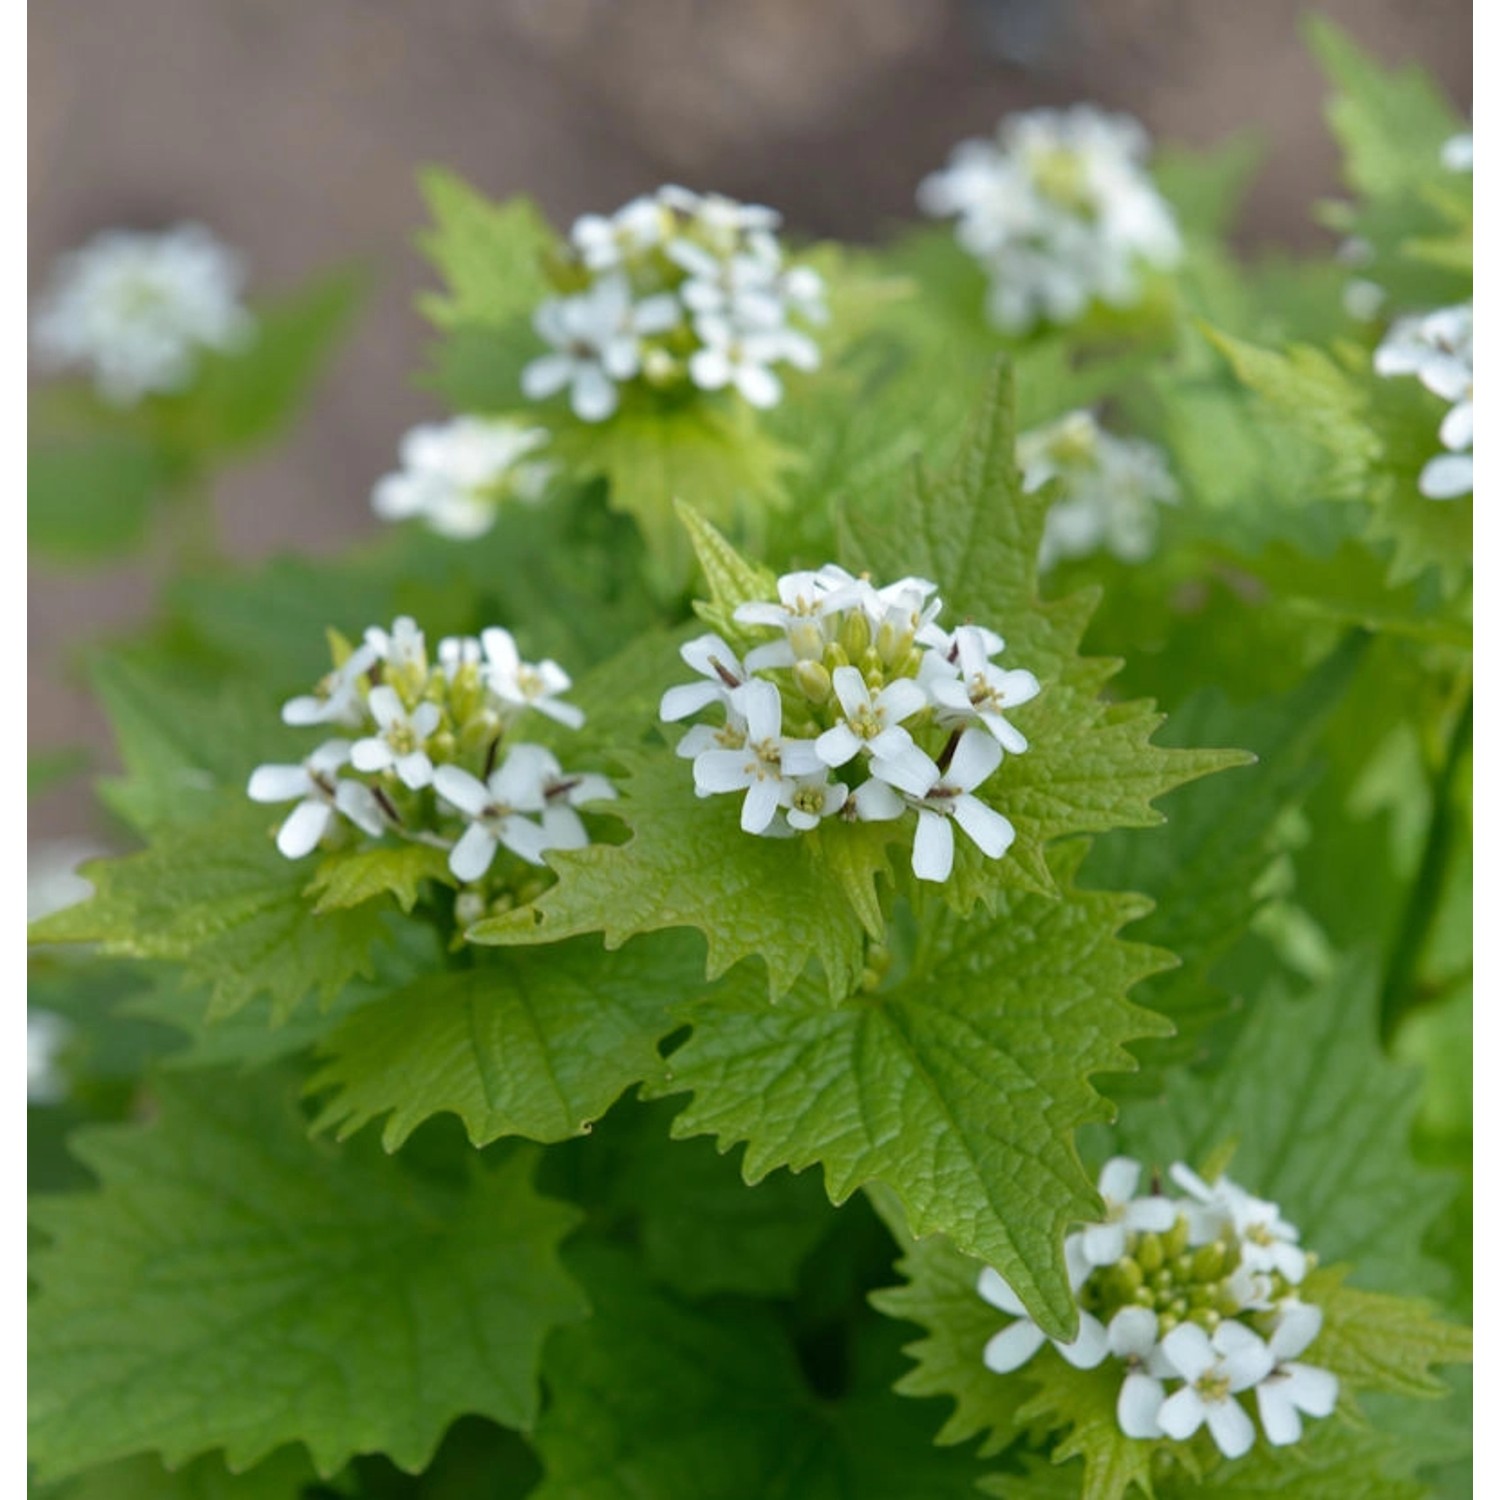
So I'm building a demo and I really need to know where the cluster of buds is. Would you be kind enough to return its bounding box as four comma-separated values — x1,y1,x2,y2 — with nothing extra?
247,617,614,917
917,106,1182,334
1018,409,1180,569
521,185,828,422
659,565,1040,884
979,1158,1337,1459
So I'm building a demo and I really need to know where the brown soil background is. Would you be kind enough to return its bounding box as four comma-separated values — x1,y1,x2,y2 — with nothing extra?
29,0,1470,840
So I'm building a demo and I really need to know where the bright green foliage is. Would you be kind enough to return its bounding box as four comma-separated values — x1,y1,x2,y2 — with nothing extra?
839,365,1247,907
309,934,709,1149
529,1247,990,1499
305,844,454,915
474,371,1242,998
1110,954,1458,1298
648,846,1170,1340
30,1073,587,1481
89,653,296,835
30,803,398,1022
40,1449,318,1500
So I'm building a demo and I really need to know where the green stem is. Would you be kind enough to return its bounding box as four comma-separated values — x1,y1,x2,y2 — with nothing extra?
1378,691,1472,1043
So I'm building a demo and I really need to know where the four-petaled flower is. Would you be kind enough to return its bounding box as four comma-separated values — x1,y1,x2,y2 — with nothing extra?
1255,1302,1340,1446
350,686,442,789
248,741,385,859
481,627,585,729
1157,1321,1275,1460
690,679,822,833
434,752,554,879
977,1246,1109,1375
1078,1156,1177,1268
924,624,1042,754
281,641,379,728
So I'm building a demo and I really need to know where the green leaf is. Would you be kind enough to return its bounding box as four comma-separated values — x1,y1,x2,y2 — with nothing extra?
1109,953,1459,1299
530,1247,990,1500
28,434,164,561
869,1231,1029,1456
42,1449,318,1500
304,843,454,915
89,652,298,835
29,1071,587,1481
470,739,889,1001
308,934,706,1150
416,172,554,332
646,845,1171,1340
1305,18,1463,203
30,802,397,1023
548,395,799,593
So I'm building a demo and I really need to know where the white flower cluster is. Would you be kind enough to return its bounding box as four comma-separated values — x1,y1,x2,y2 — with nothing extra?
522,185,827,422
371,417,553,539
659,566,1040,883
918,106,1182,334
979,1158,1337,1460
31,224,254,405
248,617,613,896
1374,303,1473,501
1019,410,1179,569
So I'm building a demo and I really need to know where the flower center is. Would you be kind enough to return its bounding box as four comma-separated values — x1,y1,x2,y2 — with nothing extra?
1195,1370,1232,1404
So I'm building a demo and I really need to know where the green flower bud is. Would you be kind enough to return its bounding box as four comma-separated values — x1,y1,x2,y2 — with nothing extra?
1192,1243,1226,1281
1164,1216,1190,1258
840,609,871,661
794,660,833,705
825,642,851,672
1136,1234,1164,1272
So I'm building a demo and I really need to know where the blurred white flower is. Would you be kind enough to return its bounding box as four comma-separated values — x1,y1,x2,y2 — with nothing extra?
32,223,254,404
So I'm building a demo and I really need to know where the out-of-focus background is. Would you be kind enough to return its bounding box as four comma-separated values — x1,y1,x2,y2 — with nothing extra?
28,0,1470,840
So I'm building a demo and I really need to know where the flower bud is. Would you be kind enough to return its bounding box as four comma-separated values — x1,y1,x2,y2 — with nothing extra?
840,608,871,661
1136,1233,1164,1272
794,660,833,705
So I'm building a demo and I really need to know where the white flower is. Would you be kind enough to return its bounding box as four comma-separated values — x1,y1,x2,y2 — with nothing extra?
1441,132,1473,172
1109,1306,1172,1438
538,768,618,851
919,107,1181,334
782,771,850,831
522,274,680,422
659,633,750,723
688,314,817,409
365,616,428,678
690,679,823,834
977,1245,1109,1374
434,751,553,879
814,666,928,768
438,635,484,675
350,686,442,789
480,627,584,729
923,624,1041,754
1157,1321,1275,1459
570,194,671,271
1078,1157,1177,1268
281,641,379,729
371,417,552,539
31,223,254,404
28,840,102,923
1374,303,1473,500
1256,1302,1339,1446
1019,410,1179,568
247,741,385,859
873,728,1015,883
28,1010,73,1106
1170,1163,1307,1284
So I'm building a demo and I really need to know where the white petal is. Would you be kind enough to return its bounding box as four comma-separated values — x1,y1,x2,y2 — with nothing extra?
1439,399,1473,451
499,815,551,866
1055,1312,1108,1369
394,751,434,790
976,1266,1026,1316
1205,1396,1256,1460
779,739,826,778
571,365,619,423
831,665,873,719
335,781,386,837
366,684,403,730
852,779,906,822
738,679,782,743
1081,1222,1127,1267
541,804,588,850
876,677,928,723
694,750,755,795
521,353,574,400
1099,1156,1142,1203
912,809,955,882
449,822,499,882
815,724,864,768
680,633,740,679
534,696,587,730
277,799,331,859
734,361,782,409
1282,1363,1338,1418
1255,1378,1302,1447
1270,1302,1322,1362
947,729,1003,792
247,764,311,803
981,1319,1047,1374
952,795,1015,860
1117,1372,1166,1438
741,777,781,834
350,738,396,773
1156,1388,1206,1441
1161,1322,1214,1382
1107,1306,1159,1361
743,639,797,672
1419,451,1473,499
1124,1195,1177,1233
434,764,492,817
872,744,941,797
